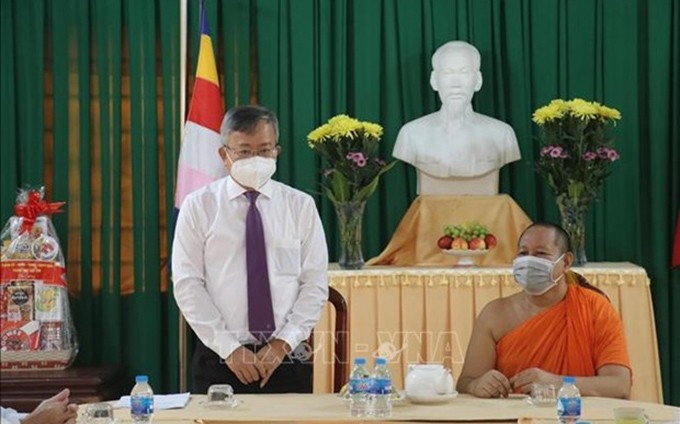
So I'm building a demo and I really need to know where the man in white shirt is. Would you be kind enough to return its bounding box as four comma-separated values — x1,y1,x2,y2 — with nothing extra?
172,105,329,393
1,389,77,424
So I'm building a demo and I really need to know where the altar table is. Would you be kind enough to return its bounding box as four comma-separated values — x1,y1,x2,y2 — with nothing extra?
313,263,662,403
97,394,680,423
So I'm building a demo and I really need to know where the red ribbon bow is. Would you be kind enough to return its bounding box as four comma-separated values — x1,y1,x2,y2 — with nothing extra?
13,191,65,234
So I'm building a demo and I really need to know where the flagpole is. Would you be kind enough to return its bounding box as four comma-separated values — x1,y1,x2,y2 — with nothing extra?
178,0,188,394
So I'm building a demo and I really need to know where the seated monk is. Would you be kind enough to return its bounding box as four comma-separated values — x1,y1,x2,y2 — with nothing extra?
456,222,632,398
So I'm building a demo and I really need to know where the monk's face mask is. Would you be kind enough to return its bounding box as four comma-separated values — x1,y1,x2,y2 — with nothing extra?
512,254,565,295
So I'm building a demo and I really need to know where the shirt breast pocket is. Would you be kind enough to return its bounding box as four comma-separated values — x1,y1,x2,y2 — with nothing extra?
270,237,301,277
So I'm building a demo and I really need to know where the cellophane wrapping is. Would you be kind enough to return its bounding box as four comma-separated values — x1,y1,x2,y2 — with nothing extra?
0,187,78,370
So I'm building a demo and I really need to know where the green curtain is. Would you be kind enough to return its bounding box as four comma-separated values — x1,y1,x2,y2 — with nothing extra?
245,0,680,404
1,0,678,405
1,0,181,393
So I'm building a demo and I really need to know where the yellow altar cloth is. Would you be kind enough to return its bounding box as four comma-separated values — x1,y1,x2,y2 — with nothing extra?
367,194,532,266
313,263,662,404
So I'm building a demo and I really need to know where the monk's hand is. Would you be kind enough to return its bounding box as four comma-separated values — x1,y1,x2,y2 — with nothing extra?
255,339,290,388
509,368,561,394
468,370,512,398
225,345,263,385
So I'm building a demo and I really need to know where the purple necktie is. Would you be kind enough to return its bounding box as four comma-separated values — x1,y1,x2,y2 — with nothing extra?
244,191,275,342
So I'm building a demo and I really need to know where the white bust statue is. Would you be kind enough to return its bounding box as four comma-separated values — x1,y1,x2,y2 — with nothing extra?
393,41,521,195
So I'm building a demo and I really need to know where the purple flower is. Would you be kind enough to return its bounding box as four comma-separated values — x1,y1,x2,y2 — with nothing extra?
597,147,609,159
550,147,564,158
540,146,554,157
346,151,367,167
607,149,620,161
583,151,598,161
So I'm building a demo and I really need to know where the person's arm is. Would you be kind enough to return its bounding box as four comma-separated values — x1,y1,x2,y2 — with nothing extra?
172,201,258,382
18,389,77,424
509,364,630,398
270,197,329,354
457,302,512,398
574,365,631,398
588,295,632,399
257,197,329,386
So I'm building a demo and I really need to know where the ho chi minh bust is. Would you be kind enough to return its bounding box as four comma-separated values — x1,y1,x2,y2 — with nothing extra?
393,41,521,195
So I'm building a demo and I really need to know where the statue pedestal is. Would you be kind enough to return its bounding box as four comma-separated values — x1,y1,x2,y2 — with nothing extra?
417,169,499,195
367,194,532,266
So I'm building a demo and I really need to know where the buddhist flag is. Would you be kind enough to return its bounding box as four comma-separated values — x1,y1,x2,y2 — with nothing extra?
174,1,226,210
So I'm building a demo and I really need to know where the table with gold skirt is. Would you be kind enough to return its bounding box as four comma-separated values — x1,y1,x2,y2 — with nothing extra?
312,263,662,403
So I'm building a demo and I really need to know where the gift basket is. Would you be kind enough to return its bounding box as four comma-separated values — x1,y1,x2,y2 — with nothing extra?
0,187,78,370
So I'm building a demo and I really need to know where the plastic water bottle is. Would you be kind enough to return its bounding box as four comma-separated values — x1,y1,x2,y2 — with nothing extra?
370,357,392,418
130,375,154,423
556,376,581,424
348,357,371,417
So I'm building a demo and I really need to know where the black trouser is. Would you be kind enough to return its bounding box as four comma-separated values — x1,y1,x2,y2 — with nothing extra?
191,338,313,394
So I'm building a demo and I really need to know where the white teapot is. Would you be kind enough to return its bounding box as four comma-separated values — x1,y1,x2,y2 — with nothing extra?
404,364,455,397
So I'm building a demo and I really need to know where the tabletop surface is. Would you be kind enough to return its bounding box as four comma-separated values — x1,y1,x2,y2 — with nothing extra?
103,393,680,423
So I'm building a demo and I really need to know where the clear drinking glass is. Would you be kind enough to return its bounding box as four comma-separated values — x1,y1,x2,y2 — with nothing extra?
529,383,556,407
206,384,236,408
81,402,115,423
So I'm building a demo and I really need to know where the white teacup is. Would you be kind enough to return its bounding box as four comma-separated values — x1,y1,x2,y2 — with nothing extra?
404,364,455,397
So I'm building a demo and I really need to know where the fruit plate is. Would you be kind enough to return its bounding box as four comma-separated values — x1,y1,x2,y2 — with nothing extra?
441,249,489,267
406,391,458,405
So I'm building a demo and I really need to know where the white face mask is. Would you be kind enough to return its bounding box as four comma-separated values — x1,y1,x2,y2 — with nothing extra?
228,155,276,189
512,254,565,296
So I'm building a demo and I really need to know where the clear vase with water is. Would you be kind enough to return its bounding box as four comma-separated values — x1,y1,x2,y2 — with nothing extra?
556,194,589,266
334,201,366,270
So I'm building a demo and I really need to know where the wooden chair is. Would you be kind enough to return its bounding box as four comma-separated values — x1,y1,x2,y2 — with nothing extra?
327,286,349,392
305,286,348,392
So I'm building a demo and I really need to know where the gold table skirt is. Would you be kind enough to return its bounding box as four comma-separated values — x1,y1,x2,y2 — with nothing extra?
313,262,662,404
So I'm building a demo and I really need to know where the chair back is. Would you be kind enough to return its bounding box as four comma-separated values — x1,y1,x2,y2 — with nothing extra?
327,286,348,392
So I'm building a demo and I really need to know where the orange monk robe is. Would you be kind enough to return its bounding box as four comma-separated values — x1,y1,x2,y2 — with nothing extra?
496,280,631,379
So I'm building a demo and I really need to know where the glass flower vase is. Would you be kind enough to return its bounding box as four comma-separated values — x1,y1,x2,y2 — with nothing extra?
556,194,589,266
334,201,366,270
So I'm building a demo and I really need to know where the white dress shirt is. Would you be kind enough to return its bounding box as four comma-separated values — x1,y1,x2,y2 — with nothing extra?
1,407,26,424
172,176,329,359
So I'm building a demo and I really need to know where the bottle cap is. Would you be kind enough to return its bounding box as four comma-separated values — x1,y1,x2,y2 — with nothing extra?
375,357,387,365
353,357,366,365
563,376,575,384
136,375,149,383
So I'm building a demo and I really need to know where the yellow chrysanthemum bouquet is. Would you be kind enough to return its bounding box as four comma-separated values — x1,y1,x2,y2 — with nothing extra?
307,114,396,269
533,98,621,265
307,114,396,204
533,98,621,201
